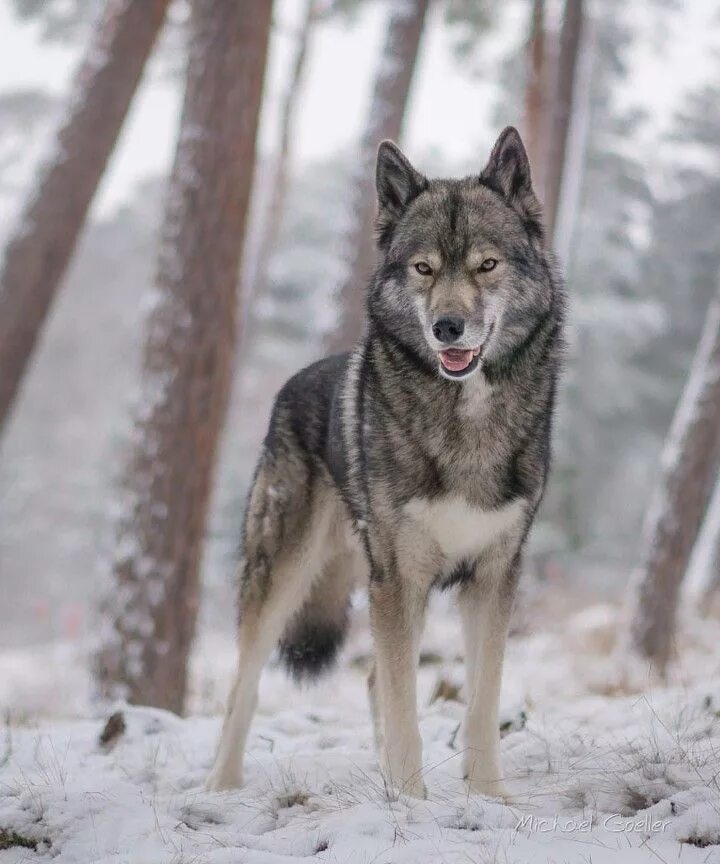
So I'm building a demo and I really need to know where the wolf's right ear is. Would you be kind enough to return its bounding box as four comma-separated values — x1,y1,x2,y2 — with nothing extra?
375,141,427,248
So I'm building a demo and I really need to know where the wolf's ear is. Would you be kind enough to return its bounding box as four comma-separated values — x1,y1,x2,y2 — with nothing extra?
375,141,427,247
480,127,543,233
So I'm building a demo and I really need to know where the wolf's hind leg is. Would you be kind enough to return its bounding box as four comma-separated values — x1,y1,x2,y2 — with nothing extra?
205,560,315,790
206,468,335,791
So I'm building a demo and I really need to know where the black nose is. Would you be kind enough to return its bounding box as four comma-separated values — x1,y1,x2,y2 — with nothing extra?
432,315,465,344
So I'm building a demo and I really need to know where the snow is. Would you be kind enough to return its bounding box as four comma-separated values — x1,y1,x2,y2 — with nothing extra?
3,2,720,860
2,678,720,862
3,595,720,862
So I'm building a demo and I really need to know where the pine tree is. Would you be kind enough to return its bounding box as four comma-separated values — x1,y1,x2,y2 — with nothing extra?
523,0,548,195
543,0,584,238
624,280,720,673
686,473,720,612
243,0,319,334
540,2,655,558
94,0,274,714
327,0,430,352
0,0,171,435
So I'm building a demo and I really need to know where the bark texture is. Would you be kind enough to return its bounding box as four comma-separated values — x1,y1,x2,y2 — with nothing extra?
95,0,273,713
523,0,548,197
687,472,720,613
626,279,720,673
0,0,170,436
327,0,430,353
543,0,583,239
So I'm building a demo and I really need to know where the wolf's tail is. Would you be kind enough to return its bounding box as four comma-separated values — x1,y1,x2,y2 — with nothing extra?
278,562,354,682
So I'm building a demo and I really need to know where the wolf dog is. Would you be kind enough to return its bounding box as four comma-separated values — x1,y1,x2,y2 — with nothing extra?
207,127,564,799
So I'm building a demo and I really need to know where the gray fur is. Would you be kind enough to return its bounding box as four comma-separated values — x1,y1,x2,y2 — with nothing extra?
207,127,565,799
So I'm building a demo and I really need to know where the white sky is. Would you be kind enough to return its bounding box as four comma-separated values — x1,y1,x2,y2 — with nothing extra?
0,0,718,221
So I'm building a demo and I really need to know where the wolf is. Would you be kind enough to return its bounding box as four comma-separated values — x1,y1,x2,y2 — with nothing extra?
207,127,564,799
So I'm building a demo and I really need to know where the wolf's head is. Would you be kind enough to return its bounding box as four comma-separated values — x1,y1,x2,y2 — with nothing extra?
368,127,554,383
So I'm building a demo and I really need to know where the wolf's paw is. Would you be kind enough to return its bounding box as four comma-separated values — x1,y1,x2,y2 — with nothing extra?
465,774,513,803
381,766,427,800
400,777,427,800
205,765,243,792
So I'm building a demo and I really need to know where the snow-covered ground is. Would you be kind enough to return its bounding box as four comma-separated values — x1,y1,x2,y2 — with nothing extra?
2,681,720,864
2,593,720,862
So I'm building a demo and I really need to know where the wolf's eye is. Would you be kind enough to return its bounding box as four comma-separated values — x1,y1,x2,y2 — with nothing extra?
415,261,433,276
478,258,498,273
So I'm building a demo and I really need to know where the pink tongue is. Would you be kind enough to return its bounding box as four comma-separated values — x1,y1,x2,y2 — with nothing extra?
439,348,473,372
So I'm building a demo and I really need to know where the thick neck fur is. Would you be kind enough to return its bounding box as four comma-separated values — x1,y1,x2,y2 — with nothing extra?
358,263,564,511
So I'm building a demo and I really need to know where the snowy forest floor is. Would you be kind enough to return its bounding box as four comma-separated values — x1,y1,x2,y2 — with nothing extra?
2,591,720,863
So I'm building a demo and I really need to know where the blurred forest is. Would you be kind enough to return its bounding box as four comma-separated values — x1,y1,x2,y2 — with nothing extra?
1,0,719,712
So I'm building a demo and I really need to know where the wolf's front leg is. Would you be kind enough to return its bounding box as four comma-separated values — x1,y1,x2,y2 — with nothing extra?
369,578,427,798
458,573,516,800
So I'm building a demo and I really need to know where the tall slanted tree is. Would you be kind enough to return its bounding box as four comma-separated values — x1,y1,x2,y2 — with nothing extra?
552,10,595,266
538,1,654,558
523,0,548,196
543,0,583,239
0,0,171,436
624,280,720,674
686,473,720,612
327,0,430,352
95,0,273,714
246,0,318,314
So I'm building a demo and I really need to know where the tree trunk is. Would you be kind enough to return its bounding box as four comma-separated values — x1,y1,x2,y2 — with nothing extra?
0,0,170,436
625,279,720,674
552,12,595,264
94,0,273,714
543,0,583,240
523,0,548,196
326,0,430,353
685,471,720,612
244,0,317,323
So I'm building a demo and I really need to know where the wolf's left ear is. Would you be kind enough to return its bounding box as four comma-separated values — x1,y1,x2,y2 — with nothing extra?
375,141,428,248
480,127,543,233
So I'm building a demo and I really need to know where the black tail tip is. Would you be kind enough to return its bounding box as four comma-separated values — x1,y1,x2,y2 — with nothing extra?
277,622,346,683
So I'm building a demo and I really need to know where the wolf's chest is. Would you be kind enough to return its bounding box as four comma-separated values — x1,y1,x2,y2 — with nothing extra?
402,495,526,563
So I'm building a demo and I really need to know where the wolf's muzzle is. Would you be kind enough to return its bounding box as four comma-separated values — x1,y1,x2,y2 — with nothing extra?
432,315,465,344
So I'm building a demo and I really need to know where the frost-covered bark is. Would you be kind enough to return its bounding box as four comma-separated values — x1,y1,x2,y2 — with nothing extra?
0,0,170,436
94,0,273,713
523,0,548,197
327,0,430,353
543,0,583,240
625,279,720,674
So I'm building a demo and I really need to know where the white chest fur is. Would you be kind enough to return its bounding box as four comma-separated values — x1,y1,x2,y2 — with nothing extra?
403,495,526,563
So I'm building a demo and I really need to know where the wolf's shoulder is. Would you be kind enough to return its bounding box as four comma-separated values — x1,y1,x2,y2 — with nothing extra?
275,352,351,405
264,353,351,459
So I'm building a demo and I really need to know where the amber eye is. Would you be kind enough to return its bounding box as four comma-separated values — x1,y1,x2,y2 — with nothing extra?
415,261,433,276
478,258,498,273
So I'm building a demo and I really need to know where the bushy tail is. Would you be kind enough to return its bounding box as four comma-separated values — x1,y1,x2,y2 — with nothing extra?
278,565,353,682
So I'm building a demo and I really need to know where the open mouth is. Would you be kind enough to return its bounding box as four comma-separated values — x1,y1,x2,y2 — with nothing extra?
438,346,482,378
